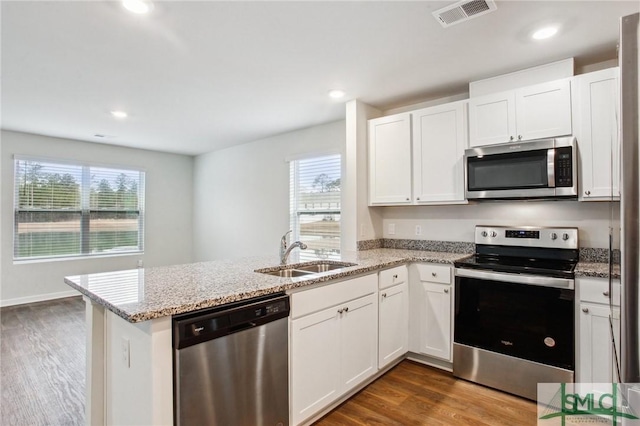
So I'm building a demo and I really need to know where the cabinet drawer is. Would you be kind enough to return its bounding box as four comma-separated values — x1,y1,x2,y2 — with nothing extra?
578,277,620,305
415,263,451,284
291,274,377,319
379,265,408,290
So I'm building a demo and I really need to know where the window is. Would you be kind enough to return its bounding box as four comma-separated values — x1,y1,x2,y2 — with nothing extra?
289,154,341,261
13,156,145,261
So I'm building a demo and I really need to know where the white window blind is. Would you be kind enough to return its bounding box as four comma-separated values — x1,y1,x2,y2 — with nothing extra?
290,154,341,261
13,157,145,261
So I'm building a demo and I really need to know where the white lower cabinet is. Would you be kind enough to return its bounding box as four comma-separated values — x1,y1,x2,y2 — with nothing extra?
572,67,620,200
576,277,621,385
378,266,409,369
290,274,378,425
409,263,453,362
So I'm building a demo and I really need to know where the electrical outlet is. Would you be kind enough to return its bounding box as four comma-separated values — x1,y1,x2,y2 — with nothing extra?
121,337,130,368
415,225,422,236
388,223,396,235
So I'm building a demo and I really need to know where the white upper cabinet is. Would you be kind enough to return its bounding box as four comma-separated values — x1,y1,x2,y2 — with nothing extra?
572,67,620,201
368,102,468,206
468,90,516,146
515,79,573,140
469,78,572,147
368,112,412,205
412,101,467,204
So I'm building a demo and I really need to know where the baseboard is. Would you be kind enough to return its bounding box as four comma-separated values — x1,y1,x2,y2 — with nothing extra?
406,352,453,372
0,290,81,307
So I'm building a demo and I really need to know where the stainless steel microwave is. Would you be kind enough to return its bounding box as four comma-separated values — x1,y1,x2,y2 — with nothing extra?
465,137,577,200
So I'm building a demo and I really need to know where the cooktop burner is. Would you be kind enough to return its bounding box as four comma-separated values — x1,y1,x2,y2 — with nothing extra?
455,254,577,279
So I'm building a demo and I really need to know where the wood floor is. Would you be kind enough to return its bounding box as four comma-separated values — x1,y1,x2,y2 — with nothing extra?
315,361,537,426
0,297,537,425
0,297,85,425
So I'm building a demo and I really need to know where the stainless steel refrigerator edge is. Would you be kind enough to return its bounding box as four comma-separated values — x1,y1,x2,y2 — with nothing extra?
620,12,640,385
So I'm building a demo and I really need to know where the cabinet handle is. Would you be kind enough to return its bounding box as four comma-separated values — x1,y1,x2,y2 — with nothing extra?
337,308,344,314
416,197,420,201
393,274,398,279
518,135,523,140
582,307,589,313
431,272,437,277
585,190,591,196
382,293,387,298
444,288,449,293
510,136,514,141
344,306,349,312
603,291,610,297
406,198,410,201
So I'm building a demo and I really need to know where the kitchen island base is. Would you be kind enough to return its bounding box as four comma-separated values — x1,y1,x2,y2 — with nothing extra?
84,297,173,425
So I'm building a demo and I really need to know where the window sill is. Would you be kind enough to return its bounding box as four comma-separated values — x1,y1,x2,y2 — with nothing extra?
13,251,143,265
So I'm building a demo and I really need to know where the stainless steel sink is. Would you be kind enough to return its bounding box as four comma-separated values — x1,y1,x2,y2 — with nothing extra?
255,261,356,277
295,263,350,273
261,269,313,277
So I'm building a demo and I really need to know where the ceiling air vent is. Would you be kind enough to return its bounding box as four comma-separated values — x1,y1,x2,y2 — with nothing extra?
433,0,497,28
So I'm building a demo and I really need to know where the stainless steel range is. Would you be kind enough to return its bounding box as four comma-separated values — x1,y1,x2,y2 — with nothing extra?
453,225,579,400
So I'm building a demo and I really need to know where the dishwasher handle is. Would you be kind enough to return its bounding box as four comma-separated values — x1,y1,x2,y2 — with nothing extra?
173,293,290,350
229,321,257,334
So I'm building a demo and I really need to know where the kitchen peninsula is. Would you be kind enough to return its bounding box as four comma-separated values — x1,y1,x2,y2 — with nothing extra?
65,248,467,425
65,245,613,426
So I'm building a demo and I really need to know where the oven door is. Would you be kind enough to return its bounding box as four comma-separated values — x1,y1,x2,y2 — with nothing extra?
454,268,575,370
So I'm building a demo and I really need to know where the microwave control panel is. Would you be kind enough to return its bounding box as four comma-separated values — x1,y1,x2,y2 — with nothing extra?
555,147,573,187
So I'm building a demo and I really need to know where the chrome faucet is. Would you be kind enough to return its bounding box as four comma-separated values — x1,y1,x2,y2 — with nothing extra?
280,230,307,265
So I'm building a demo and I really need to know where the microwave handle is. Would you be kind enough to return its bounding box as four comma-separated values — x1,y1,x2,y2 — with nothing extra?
547,148,555,188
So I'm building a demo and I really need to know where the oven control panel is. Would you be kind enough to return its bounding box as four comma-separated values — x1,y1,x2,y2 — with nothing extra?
475,226,578,249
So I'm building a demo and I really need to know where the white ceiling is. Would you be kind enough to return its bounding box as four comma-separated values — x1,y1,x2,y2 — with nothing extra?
2,1,639,156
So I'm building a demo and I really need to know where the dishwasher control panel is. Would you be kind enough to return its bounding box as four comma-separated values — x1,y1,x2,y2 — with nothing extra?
173,293,290,349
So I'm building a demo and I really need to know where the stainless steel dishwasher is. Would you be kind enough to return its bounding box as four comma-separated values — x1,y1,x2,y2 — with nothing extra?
173,293,290,426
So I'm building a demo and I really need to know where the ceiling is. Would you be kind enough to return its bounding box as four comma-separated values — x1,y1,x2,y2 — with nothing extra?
2,1,639,156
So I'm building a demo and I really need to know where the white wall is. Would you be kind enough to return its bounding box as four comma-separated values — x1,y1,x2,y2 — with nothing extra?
344,100,382,249
382,200,618,248
0,131,194,306
193,120,345,261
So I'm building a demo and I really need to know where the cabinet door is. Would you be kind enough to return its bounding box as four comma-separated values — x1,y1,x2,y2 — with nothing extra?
291,307,341,425
412,102,467,203
515,79,572,141
578,303,620,384
468,90,516,147
573,68,620,200
378,282,409,369
418,282,453,361
340,294,378,391
368,113,412,205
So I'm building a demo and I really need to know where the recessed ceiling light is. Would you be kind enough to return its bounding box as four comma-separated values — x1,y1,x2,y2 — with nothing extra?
122,0,152,14
111,110,128,119
532,26,558,40
328,89,345,99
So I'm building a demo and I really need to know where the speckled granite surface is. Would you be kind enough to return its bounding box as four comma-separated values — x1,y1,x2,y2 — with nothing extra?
381,239,475,254
356,239,383,250
575,262,621,279
579,247,621,264
65,249,470,323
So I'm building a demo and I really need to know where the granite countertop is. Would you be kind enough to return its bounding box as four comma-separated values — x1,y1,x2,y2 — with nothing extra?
65,248,471,323
575,261,621,279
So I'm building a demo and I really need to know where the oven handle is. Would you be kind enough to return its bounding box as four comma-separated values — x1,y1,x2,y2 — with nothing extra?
454,268,574,290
